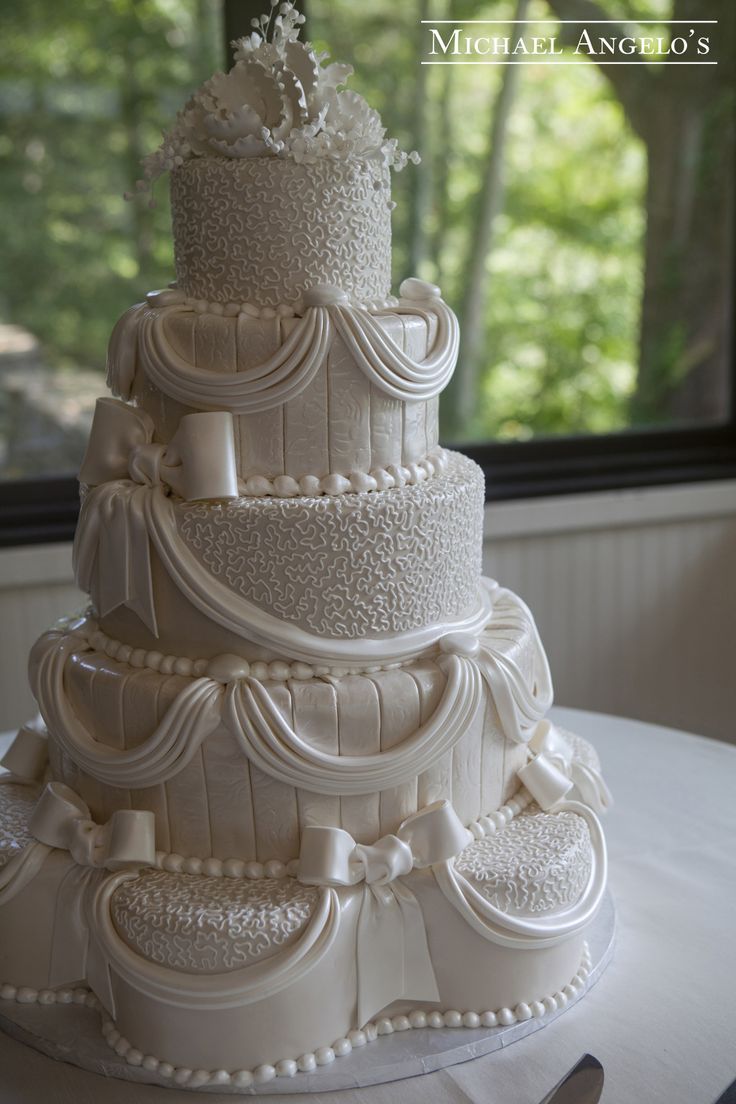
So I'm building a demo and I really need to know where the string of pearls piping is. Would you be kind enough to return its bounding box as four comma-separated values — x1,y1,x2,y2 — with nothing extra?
94,944,592,1088
152,786,530,880
0,983,94,1007
169,290,402,319
84,623,410,681
238,446,448,499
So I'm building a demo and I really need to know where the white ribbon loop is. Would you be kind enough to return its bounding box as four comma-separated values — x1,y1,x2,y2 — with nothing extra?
79,397,239,502
74,398,239,634
297,801,471,1025
524,720,613,813
298,800,471,888
29,781,156,871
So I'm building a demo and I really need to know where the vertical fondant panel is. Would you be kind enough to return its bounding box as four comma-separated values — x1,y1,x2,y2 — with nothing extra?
164,747,212,858
369,315,405,470
292,680,340,830
401,315,429,464
161,669,211,858
503,740,528,802
284,363,330,478
480,698,507,814
334,675,381,843
236,316,286,477
413,661,454,810
326,335,372,475
62,654,108,824
450,687,484,825
194,314,238,374
373,670,420,835
202,725,256,859
87,659,131,818
250,683,300,860
425,395,440,449
126,667,171,852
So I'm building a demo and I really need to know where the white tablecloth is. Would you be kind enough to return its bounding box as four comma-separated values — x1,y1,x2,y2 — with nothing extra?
1,707,735,1104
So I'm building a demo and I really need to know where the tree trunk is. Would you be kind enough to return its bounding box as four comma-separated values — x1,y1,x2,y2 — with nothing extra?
547,0,734,427
442,0,530,438
403,0,433,281
632,62,733,425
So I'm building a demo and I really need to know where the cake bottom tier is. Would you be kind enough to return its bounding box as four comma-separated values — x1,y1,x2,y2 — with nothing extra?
0,769,606,1082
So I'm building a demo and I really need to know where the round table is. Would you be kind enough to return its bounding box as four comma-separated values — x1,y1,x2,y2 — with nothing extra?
1,707,734,1104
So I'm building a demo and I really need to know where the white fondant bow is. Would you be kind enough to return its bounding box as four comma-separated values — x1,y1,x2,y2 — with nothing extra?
74,398,239,636
79,396,239,502
517,721,613,814
29,781,156,871
298,801,472,1027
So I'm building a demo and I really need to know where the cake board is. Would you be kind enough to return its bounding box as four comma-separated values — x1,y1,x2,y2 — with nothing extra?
0,892,615,1095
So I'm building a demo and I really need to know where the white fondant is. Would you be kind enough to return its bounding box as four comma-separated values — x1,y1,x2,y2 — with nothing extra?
29,781,156,871
80,397,239,503
433,800,607,950
529,721,613,814
109,294,457,414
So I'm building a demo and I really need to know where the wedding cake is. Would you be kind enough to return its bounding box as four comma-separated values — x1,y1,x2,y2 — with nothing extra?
0,6,611,1089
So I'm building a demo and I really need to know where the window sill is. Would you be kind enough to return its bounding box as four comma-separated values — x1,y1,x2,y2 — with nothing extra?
484,478,736,540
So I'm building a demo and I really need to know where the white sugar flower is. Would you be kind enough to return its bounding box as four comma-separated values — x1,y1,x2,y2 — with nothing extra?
134,1,415,195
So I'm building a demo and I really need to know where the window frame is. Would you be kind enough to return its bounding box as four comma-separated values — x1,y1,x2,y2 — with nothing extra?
0,0,733,547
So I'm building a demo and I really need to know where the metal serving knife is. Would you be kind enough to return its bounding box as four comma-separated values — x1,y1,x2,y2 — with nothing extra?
537,1054,604,1104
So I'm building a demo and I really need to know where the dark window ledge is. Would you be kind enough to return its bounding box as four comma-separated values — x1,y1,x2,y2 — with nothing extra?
1,425,736,547
453,425,736,502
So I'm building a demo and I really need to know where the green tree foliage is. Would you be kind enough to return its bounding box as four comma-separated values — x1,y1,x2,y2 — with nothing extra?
0,0,731,461
0,0,220,373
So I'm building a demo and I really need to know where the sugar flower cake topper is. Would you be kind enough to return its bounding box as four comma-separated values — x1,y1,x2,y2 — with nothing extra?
129,0,418,200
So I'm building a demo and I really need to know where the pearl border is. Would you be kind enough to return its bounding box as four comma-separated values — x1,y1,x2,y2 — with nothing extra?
93,943,593,1088
78,621,415,682
0,942,592,1088
237,448,449,499
148,787,532,880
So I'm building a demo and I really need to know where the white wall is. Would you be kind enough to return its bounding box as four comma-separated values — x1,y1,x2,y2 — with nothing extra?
483,479,736,743
0,478,734,741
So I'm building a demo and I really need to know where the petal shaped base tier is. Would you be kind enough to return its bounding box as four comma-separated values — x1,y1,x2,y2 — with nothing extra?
0,773,611,1086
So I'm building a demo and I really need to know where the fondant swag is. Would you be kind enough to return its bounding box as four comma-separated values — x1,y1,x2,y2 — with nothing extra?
108,281,459,412
29,589,555,794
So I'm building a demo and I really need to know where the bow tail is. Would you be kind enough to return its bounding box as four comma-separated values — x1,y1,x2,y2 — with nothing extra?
48,865,100,988
0,842,51,906
85,484,158,637
355,882,439,1028
570,760,613,814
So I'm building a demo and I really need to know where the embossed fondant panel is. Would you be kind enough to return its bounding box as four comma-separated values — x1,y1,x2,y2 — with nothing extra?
170,157,392,306
176,451,484,640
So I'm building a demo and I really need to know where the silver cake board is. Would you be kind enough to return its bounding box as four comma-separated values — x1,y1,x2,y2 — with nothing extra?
0,893,615,1095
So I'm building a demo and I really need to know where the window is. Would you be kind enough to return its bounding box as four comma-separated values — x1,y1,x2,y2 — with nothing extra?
0,0,222,483
0,0,734,543
308,0,736,495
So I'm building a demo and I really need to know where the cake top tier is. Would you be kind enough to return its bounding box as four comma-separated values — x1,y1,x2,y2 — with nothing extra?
134,1,416,192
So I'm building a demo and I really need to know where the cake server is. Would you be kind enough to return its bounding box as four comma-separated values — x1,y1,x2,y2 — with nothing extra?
537,1053,604,1104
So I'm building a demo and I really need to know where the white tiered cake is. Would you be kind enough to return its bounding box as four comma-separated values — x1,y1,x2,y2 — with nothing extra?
0,6,611,1089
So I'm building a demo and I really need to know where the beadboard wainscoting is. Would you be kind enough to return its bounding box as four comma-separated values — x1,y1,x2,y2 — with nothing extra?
483,479,736,744
0,478,734,741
